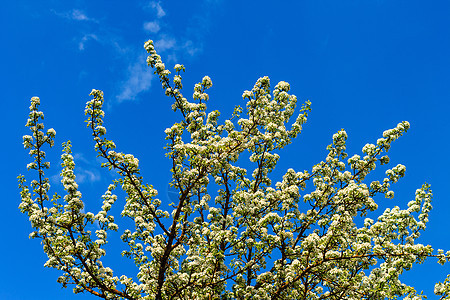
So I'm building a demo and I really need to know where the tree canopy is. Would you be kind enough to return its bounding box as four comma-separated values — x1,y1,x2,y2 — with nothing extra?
19,39,450,299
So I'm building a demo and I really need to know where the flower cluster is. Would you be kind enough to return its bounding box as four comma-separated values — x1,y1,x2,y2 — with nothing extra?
18,39,450,300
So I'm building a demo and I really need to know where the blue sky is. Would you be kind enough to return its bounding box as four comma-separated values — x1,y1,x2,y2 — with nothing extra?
2,0,450,299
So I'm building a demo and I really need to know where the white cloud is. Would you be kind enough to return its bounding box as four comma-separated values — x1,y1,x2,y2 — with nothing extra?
53,9,97,23
49,153,102,185
50,173,60,185
73,153,90,164
55,0,223,106
72,154,102,184
117,55,153,102
183,40,202,57
154,36,176,52
78,34,98,51
150,1,166,18
142,0,224,60
75,168,101,184
143,21,161,33
71,9,89,21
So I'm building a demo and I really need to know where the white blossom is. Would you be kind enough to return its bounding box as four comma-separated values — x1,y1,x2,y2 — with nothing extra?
17,37,447,300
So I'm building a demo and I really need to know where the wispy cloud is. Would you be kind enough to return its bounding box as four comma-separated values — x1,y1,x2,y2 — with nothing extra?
116,55,153,102
149,1,166,18
182,40,202,57
143,21,161,33
54,6,150,103
72,153,102,184
154,35,176,52
53,9,101,52
73,153,91,164
53,1,222,106
75,167,102,184
50,153,102,185
78,34,98,50
141,0,221,61
53,9,97,23
71,9,90,21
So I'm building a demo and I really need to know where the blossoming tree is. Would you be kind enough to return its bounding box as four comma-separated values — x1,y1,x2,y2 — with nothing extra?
19,40,450,299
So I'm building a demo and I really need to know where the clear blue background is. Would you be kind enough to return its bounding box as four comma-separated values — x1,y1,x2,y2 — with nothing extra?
2,0,450,299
